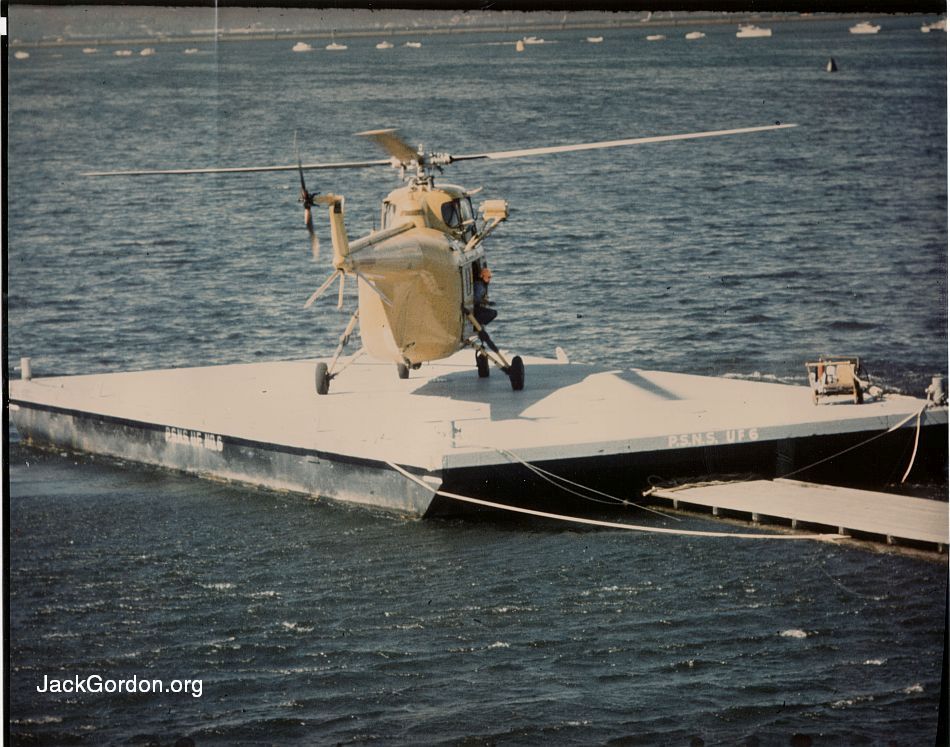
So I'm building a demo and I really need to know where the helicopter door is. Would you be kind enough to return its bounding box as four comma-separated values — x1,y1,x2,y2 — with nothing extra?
462,260,474,305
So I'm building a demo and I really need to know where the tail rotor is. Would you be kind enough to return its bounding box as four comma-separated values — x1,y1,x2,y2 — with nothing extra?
295,133,320,260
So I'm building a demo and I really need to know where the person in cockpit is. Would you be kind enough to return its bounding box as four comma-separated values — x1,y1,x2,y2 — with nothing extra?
473,265,497,326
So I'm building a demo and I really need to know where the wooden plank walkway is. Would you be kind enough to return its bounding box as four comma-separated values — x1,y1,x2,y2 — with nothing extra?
651,479,948,549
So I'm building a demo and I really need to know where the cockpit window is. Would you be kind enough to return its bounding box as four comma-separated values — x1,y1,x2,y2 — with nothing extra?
441,199,462,228
459,197,474,225
381,202,397,229
441,197,476,238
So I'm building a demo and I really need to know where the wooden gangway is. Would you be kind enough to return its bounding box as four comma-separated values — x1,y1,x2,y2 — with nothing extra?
650,479,948,551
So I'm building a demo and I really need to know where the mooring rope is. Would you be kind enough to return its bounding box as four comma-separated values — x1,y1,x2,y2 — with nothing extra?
386,461,843,542
778,405,929,482
900,407,924,484
480,445,680,521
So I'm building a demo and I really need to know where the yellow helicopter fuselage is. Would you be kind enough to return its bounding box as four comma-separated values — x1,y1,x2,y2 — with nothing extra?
329,181,495,366
357,228,476,365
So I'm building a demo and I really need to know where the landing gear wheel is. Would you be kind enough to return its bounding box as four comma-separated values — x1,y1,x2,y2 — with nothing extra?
508,355,525,391
476,352,490,378
315,362,330,395
397,363,410,380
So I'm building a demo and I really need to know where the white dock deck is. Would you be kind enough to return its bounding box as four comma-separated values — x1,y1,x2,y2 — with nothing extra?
9,349,946,471
652,479,948,548
9,349,947,516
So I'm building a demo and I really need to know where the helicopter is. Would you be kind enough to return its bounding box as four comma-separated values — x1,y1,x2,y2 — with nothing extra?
85,123,796,394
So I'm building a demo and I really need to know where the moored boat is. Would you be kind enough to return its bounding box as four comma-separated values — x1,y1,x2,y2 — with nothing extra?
737,24,772,38
849,21,881,35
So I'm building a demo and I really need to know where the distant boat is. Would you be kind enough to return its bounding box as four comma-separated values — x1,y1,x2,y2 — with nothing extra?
685,31,706,40
325,32,346,51
114,49,133,57
14,50,29,60
826,57,838,72
737,24,772,38
522,36,545,44
586,36,603,43
921,19,946,32
139,48,155,56
404,41,422,48
646,34,666,41
184,48,200,55
515,39,525,52
82,47,98,54
849,21,881,35
292,42,313,52
375,41,394,49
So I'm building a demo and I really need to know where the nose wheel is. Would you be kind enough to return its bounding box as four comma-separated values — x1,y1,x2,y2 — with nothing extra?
315,362,331,395
314,309,360,395
507,355,525,391
476,352,490,378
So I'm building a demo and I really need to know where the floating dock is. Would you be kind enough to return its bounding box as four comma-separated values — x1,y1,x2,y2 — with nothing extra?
9,350,948,518
650,479,948,551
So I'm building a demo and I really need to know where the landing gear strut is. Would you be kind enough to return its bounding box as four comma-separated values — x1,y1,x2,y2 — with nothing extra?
466,311,525,391
314,309,360,396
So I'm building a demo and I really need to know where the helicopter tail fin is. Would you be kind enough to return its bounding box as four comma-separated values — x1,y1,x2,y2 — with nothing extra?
317,195,350,269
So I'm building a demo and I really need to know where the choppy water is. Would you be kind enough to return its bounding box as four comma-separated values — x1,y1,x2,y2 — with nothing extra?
7,15,948,745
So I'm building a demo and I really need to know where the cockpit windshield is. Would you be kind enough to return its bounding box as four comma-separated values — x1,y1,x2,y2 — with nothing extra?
441,200,461,228
381,201,397,230
441,197,476,238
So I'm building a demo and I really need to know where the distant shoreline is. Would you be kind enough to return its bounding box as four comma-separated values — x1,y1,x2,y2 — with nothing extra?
10,13,911,48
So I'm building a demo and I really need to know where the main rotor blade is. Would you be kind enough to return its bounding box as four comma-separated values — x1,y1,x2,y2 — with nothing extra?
450,123,797,164
355,128,419,164
82,158,392,178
